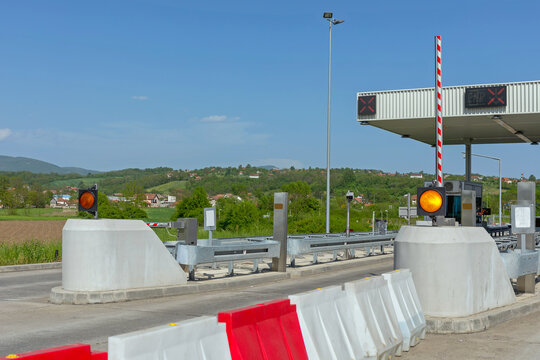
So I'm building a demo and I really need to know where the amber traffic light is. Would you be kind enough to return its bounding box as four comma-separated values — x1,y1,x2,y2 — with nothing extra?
78,185,98,217
417,187,446,217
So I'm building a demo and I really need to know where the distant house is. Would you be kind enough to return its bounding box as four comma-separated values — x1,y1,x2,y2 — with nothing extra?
50,197,75,209
411,194,418,205
353,195,365,204
145,193,161,207
410,173,423,179
107,196,126,203
249,174,259,179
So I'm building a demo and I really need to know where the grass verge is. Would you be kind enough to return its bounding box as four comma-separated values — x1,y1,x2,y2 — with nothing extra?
0,239,62,266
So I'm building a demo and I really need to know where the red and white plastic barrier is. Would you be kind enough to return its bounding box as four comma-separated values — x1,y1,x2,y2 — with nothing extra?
7,271,426,360
0,343,107,360
383,269,426,351
108,316,230,360
218,299,308,360
344,277,403,359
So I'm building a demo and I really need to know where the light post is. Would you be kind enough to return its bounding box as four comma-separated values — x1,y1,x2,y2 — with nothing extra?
346,191,354,237
323,12,344,234
462,152,502,226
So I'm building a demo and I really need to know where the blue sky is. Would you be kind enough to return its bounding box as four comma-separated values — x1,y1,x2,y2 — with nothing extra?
0,0,538,177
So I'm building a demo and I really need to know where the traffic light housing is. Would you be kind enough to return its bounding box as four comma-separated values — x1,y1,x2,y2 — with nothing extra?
417,186,446,217
78,185,98,217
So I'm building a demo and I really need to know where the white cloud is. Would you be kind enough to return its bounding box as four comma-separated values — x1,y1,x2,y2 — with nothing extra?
0,128,12,140
200,115,229,123
131,96,149,101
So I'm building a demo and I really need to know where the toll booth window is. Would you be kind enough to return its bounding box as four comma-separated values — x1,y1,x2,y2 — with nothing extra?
446,195,462,223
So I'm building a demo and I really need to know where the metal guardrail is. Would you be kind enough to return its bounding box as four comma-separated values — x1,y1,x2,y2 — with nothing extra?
287,231,397,267
158,230,398,280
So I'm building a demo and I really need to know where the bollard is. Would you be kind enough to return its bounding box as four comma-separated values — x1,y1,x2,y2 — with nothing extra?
516,182,537,293
272,192,288,272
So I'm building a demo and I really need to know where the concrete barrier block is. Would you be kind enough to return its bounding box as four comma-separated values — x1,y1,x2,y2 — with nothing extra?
62,219,186,292
394,226,515,317
382,269,426,351
344,276,403,359
108,316,231,360
289,286,368,360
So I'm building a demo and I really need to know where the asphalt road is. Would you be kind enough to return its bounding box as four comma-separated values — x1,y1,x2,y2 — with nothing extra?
0,258,393,354
2,260,540,359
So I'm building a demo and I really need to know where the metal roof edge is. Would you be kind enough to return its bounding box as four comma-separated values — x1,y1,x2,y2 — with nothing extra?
356,80,540,96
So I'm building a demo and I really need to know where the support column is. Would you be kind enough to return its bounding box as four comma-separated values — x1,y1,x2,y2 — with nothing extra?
272,192,288,272
465,142,472,182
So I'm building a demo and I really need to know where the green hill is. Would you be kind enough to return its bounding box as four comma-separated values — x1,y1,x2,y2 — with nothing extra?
147,180,188,193
0,155,100,175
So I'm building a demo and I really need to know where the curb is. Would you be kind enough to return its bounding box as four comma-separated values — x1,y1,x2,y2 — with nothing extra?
50,254,394,305
0,262,62,273
426,292,540,334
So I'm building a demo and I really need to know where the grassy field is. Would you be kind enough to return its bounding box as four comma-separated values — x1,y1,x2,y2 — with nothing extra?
145,207,176,221
147,180,187,193
46,177,107,188
0,208,77,220
0,220,65,265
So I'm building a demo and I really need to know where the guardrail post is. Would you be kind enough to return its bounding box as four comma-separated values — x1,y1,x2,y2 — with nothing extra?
272,192,288,272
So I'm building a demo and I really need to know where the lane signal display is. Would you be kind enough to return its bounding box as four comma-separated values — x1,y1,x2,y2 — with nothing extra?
465,86,507,108
357,95,376,116
78,185,98,217
417,187,446,217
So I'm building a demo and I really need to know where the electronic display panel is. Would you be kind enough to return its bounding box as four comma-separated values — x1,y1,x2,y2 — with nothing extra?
465,86,507,108
357,95,376,115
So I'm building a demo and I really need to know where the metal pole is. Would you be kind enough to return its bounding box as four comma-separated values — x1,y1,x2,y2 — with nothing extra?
407,193,411,225
499,159,502,225
346,199,350,237
326,21,332,234
372,211,375,235
434,35,443,187
465,143,470,181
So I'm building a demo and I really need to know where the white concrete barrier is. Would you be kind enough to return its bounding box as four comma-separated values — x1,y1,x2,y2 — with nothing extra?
344,277,403,359
108,316,231,360
289,286,363,360
382,269,426,351
62,219,186,291
394,226,515,317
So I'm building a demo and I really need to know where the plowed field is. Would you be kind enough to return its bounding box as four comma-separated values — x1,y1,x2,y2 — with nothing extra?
0,220,66,244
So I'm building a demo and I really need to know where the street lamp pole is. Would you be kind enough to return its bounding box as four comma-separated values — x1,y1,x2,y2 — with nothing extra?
323,12,344,234
462,152,502,225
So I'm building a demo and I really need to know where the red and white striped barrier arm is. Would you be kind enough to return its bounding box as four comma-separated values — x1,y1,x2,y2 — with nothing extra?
435,35,443,187
145,222,170,228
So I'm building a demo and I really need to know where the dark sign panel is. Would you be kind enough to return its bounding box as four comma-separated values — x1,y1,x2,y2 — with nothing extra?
357,95,376,115
465,86,507,108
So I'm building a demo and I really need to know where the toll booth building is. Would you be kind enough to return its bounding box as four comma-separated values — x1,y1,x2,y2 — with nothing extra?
357,80,540,221
357,80,540,318
357,80,540,145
